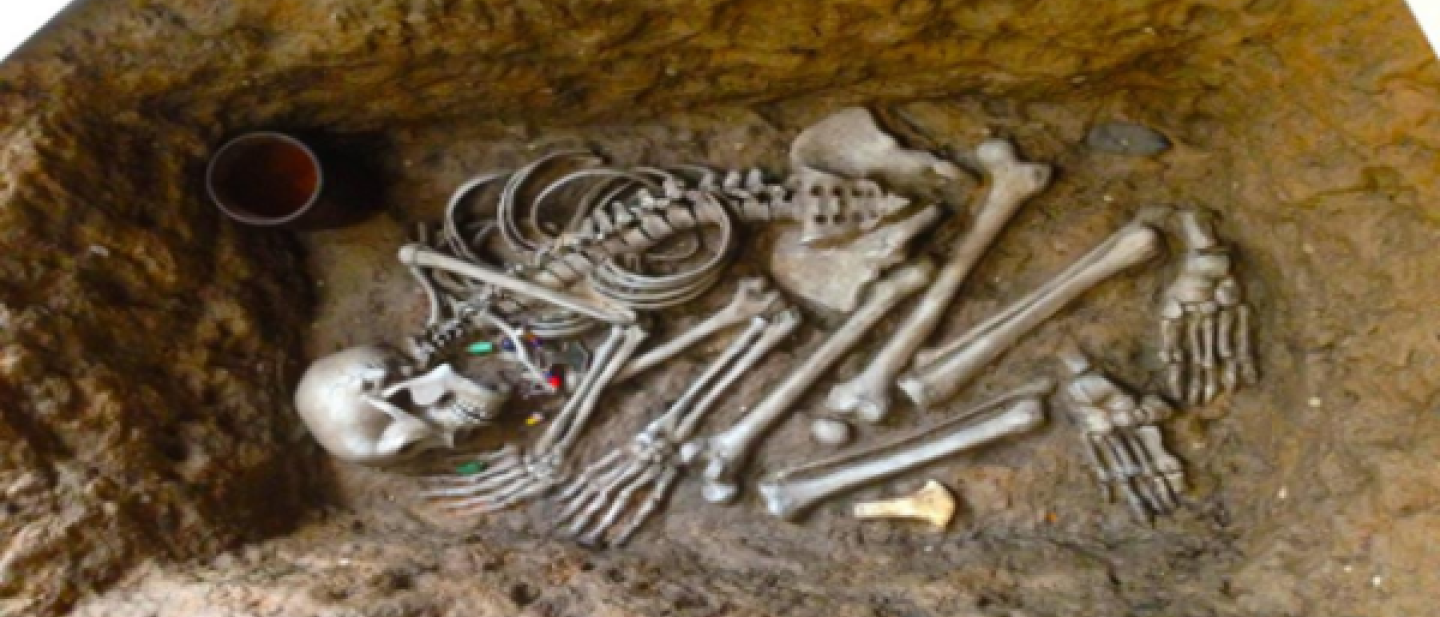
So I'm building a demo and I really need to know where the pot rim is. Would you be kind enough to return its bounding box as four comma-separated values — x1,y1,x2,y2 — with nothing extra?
205,131,325,226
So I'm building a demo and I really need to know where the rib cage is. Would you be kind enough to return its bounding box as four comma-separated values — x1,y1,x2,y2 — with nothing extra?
410,168,912,360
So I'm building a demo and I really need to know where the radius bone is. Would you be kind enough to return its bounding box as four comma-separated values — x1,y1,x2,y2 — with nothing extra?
759,379,1052,521
826,139,1051,422
683,259,937,504
900,217,1163,409
616,277,781,382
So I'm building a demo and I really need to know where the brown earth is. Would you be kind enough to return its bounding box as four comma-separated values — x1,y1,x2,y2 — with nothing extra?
2,1,1440,616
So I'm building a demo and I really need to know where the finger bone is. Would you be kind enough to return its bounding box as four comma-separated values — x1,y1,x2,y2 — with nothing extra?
611,466,679,546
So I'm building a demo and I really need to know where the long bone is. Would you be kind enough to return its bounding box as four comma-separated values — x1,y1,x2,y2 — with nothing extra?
399,244,638,325
683,260,937,504
759,379,1052,521
555,309,803,545
826,139,1051,423
616,277,782,382
899,218,1163,409
420,325,647,513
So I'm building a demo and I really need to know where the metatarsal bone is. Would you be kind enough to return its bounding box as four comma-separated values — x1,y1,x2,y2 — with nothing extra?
759,379,1052,520
826,139,1051,423
399,244,637,325
683,260,937,504
617,278,780,382
900,219,1163,409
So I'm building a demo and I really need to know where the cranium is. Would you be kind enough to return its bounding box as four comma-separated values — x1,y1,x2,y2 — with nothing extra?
294,344,509,466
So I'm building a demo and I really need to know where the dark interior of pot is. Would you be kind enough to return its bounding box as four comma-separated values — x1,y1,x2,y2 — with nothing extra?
3,2,1439,616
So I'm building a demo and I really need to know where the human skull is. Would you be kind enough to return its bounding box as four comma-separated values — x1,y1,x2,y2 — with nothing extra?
294,344,509,466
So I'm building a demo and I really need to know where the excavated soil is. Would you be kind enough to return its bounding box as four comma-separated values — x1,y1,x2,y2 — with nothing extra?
3,1,1440,616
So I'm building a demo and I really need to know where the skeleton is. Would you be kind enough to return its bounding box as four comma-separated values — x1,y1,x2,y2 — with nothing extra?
1061,350,1185,521
900,214,1165,409
759,379,1051,520
852,480,957,529
826,138,1051,423
294,345,508,465
683,260,937,504
554,309,802,545
1158,208,1257,405
421,324,648,512
298,107,1231,545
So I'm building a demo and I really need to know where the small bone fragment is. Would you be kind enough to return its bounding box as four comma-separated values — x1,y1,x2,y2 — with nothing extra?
810,417,852,446
790,107,962,193
826,139,1051,422
852,480,956,529
399,244,637,325
685,259,937,504
758,379,1051,520
900,218,1163,408
617,278,781,382
771,205,942,314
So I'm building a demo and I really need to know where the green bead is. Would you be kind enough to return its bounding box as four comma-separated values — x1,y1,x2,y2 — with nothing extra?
466,341,496,355
455,461,487,475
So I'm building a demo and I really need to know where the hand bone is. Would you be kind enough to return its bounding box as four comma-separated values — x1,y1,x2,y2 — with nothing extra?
554,311,800,545
419,325,646,514
900,216,1163,409
826,138,1051,422
683,260,937,504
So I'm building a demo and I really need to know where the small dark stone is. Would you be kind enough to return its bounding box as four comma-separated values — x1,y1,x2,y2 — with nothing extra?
509,583,539,606
1085,122,1172,156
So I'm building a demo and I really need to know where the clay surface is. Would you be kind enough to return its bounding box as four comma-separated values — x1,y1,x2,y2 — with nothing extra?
1,1,1439,616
